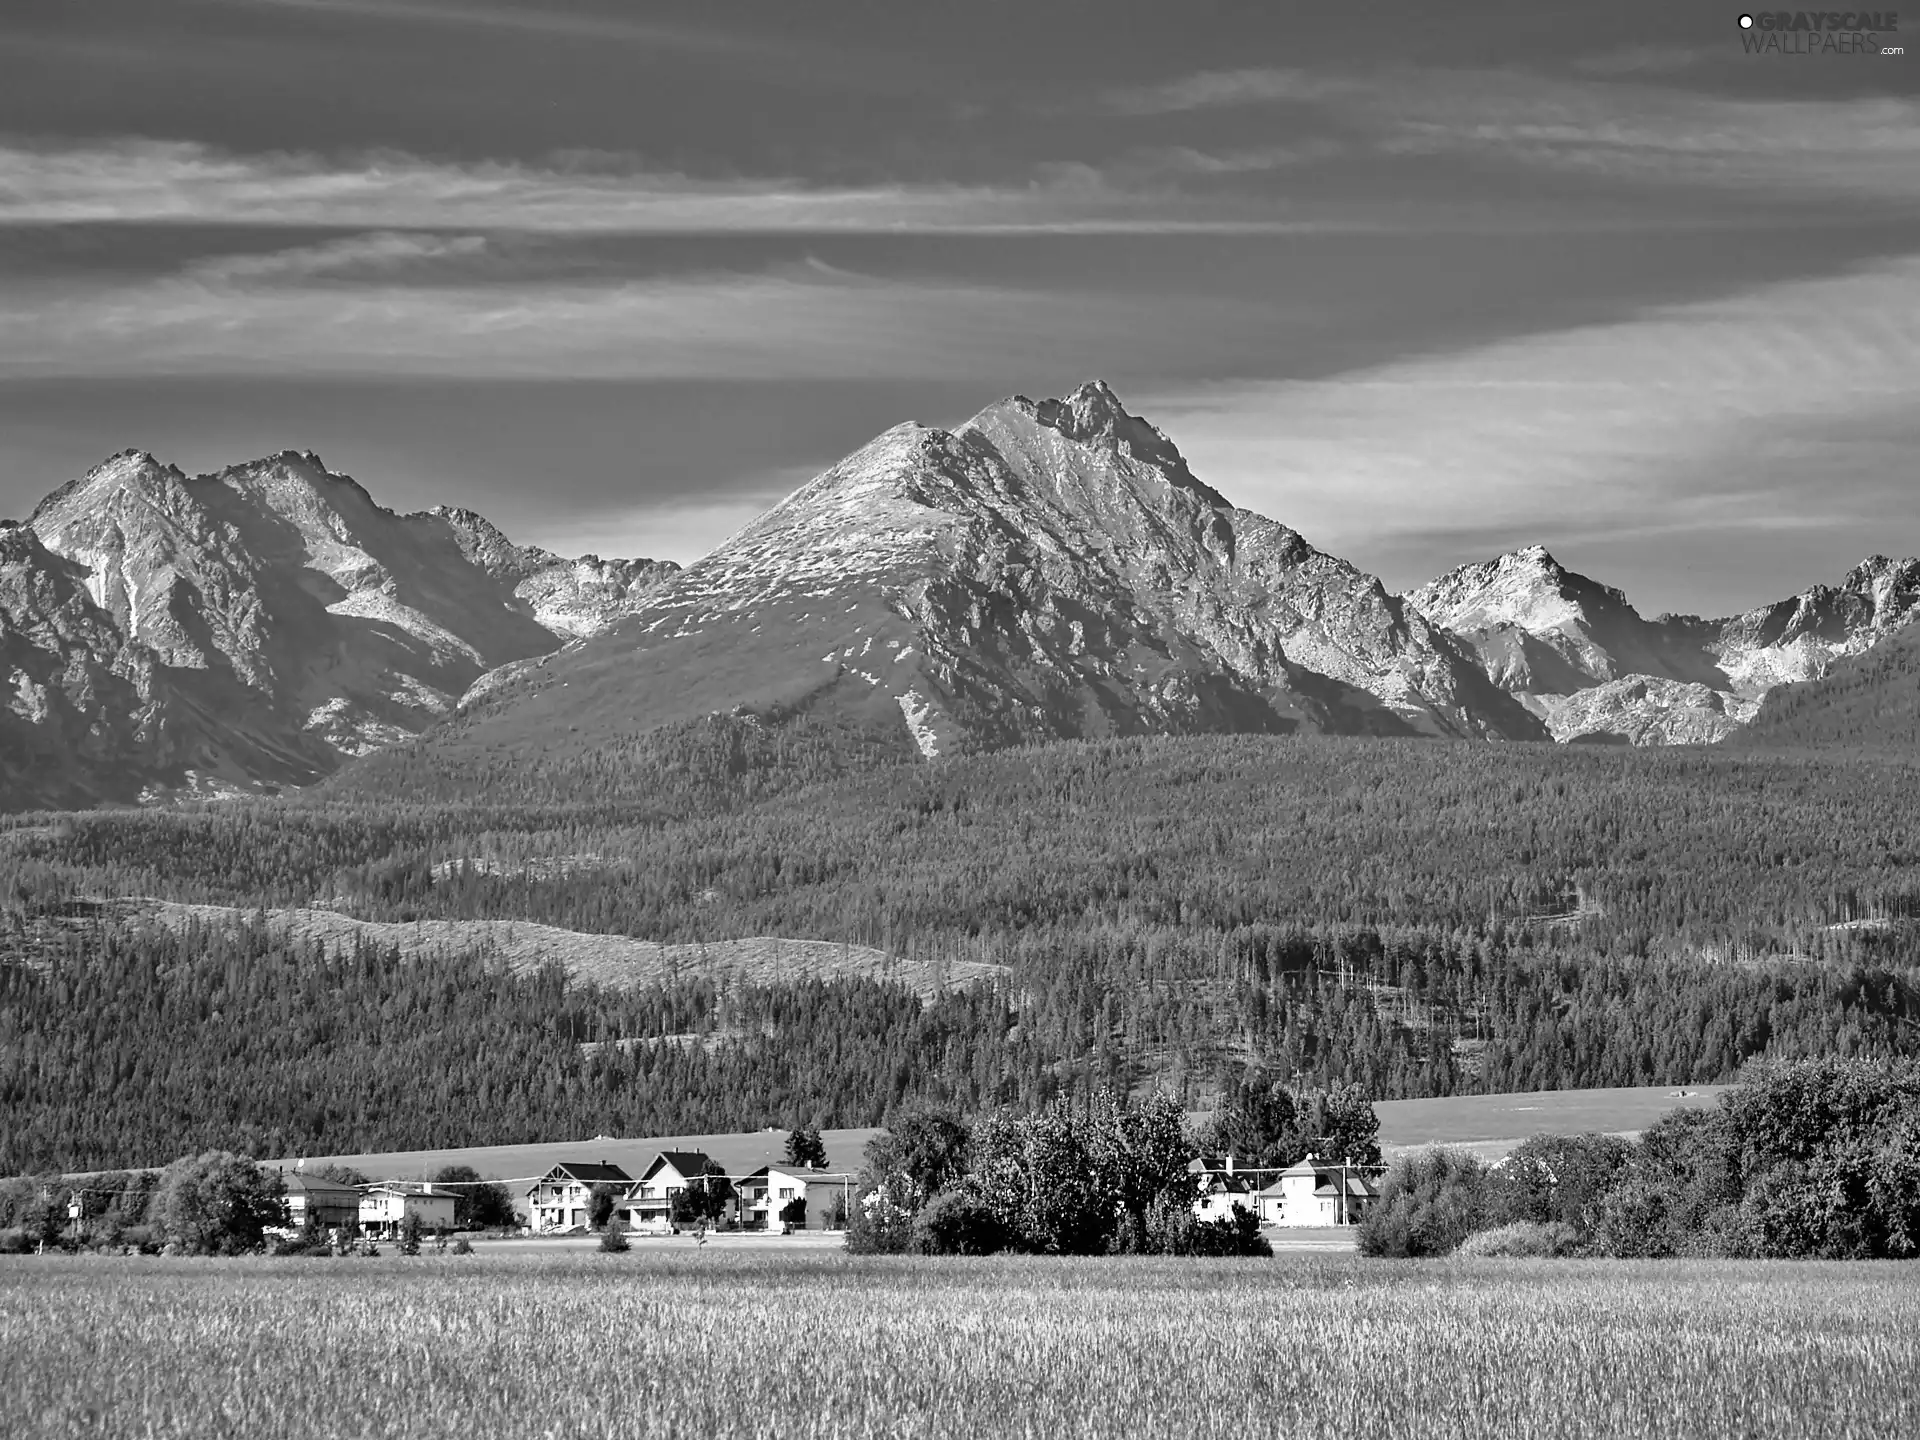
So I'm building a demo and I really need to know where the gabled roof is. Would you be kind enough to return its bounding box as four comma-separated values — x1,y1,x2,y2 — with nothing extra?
531,1161,634,1189
764,1162,832,1182
638,1151,714,1184
1199,1173,1253,1195
284,1174,361,1201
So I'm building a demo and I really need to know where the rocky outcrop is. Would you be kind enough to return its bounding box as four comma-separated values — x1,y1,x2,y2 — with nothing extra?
1,450,674,807
442,382,1548,767
1409,547,1920,745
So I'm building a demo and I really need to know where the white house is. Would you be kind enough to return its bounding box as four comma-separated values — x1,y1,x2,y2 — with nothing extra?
525,1161,634,1233
359,1182,457,1238
1258,1155,1380,1227
1188,1155,1258,1223
738,1163,848,1231
617,1151,717,1233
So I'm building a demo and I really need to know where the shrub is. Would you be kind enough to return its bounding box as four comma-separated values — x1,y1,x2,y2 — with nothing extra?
1486,1134,1633,1240
845,1173,921,1254
1358,1150,1491,1257
599,1219,630,1253
778,1197,807,1228
0,1227,28,1255
151,1151,289,1255
451,1236,473,1255
1455,1221,1582,1258
910,1190,1012,1255
1144,1196,1272,1257
398,1212,423,1256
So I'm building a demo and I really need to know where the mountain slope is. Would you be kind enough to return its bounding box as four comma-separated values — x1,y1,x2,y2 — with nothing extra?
1734,623,1920,752
1411,548,1920,745
1,450,674,807
355,382,1543,798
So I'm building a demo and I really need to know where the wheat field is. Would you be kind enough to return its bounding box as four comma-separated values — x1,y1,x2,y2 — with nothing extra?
4,1251,1916,1439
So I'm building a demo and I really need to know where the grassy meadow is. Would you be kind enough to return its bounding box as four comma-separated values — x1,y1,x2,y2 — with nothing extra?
5,1251,1916,1439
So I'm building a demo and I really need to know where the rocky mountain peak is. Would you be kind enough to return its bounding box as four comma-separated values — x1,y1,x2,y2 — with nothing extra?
0,447,677,808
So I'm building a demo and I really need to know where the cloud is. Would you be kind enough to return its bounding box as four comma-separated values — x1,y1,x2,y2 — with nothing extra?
1571,44,1713,76
0,138,1382,235
210,0,750,51
0,240,1306,382
186,231,491,284
1143,254,1920,602
1099,64,1920,203
1106,68,1358,115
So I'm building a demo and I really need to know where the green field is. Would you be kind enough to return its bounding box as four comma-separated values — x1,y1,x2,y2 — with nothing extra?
1372,1083,1730,1158
5,1251,1914,1439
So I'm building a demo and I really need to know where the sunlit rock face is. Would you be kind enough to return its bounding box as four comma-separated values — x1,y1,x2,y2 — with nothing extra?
1,449,674,807
1409,546,1920,745
440,381,1547,771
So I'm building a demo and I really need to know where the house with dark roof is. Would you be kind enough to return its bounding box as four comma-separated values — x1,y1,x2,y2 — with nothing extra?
1187,1154,1259,1223
617,1151,719,1232
525,1161,635,1233
1257,1154,1381,1227
282,1172,362,1232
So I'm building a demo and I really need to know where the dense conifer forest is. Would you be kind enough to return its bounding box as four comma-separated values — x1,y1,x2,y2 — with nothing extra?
4,734,1918,1172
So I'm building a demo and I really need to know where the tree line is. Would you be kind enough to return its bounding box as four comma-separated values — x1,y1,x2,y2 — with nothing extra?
2,900,1915,1174
1358,1056,1920,1259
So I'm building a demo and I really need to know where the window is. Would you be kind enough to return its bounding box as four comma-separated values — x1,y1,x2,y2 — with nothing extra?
778,1187,795,1200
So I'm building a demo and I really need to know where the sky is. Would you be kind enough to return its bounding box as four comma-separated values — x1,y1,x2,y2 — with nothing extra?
0,0,1915,616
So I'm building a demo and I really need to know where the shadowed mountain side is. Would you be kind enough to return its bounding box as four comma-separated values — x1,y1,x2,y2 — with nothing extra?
1733,625,1920,754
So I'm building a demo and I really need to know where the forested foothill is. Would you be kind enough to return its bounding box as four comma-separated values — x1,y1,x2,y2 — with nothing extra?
3,733,1918,1173
1359,1057,1920,1259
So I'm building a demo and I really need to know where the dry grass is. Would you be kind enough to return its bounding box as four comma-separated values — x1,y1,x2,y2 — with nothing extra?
118,899,1003,1002
4,1252,1915,1439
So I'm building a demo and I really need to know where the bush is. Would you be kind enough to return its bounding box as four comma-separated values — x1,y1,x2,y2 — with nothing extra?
845,1173,921,1254
778,1196,807,1228
1144,1196,1271,1257
451,1236,473,1255
910,1190,1012,1255
599,1219,630,1253
1486,1134,1633,1239
398,1212,423,1257
1454,1221,1582,1258
0,1227,27,1255
151,1151,290,1255
1358,1149,1491,1257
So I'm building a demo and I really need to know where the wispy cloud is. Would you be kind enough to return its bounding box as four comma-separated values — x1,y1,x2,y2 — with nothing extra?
186,231,491,284
0,243,1296,382
1106,68,1356,115
1145,254,1920,603
200,0,753,53
0,138,1384,234
1100,64,1920,203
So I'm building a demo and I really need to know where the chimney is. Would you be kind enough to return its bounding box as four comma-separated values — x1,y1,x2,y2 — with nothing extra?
1225,1155,1234,1176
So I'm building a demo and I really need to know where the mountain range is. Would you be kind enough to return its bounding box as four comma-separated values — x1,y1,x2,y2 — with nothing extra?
2,383,1913,810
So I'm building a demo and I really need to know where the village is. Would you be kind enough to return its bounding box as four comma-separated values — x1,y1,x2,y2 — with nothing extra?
273,1148,1382,1243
